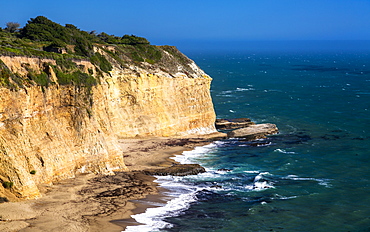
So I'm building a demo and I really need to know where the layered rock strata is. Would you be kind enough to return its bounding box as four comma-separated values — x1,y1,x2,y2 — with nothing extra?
0,49,216,199
215,118,255,130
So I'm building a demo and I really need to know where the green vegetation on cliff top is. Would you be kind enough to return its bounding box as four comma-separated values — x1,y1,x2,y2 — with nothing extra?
0,16,192,89
1,16,156,60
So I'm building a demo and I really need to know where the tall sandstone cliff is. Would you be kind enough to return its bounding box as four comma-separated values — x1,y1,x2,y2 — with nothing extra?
0,47,216,200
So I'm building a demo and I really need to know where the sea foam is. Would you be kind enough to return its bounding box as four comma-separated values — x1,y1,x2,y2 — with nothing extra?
124,143,219,232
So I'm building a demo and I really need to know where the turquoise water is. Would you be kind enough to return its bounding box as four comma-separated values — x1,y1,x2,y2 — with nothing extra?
125,46,370,232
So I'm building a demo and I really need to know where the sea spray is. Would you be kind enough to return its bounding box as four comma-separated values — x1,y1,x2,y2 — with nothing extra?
124,143,219,232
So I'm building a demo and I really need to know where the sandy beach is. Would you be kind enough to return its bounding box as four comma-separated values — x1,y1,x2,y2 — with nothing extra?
0,134,225,232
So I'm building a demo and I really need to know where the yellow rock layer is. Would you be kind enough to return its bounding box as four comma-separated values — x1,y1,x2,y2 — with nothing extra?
0,56,216,199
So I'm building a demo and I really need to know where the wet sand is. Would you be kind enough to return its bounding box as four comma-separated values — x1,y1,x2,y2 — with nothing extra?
0,134,225,232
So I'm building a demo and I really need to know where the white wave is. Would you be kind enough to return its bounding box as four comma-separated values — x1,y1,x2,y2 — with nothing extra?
275,195,298,200
245,181,274,191
173,142,217,164
244,172,275,191
243,170,260,174
274,148,296,154
124,174,206,232
214,140,227,146
124,143,220,232
283,175,332,188
236,87,255,91
216,94,235,97
124,190,198,232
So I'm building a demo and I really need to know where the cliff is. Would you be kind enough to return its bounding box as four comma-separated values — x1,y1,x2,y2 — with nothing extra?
0,45,216,200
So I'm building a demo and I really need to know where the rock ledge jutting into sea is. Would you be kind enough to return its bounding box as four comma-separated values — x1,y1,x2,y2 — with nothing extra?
215,118,255,130
227,123,279,140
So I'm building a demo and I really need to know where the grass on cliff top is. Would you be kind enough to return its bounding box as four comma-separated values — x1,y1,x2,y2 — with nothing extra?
0,16,163,66
0,16,194,89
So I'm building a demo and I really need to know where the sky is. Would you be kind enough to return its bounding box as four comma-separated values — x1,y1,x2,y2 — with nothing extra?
1,0,370,50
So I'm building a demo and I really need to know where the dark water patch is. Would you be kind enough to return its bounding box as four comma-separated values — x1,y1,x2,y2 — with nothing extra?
270,132,312,144
245,194,276,205
217,168,232,172
164,219,225,232
195,190,231,202
236,138,273,147
162,191,234,231
320,134,341,140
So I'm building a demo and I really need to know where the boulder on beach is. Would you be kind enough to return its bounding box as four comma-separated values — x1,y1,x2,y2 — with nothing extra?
227,123,278,140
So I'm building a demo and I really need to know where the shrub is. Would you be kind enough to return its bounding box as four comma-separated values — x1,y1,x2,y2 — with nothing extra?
56,69,97,86
2,181,14,189
55,57,77,70
20,16,94,57
90,52,112,73
30,170,36,175
27,71,50,86
0,69,11,87
120,35,150,45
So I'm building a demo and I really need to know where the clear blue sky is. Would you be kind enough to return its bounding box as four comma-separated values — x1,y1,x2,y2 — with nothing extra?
1,0,370,47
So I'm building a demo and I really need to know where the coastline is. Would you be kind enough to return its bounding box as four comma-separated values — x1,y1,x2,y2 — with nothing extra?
0,133,225,232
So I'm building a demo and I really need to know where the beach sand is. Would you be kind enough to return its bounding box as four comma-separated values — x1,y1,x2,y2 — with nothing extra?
0,134,225,232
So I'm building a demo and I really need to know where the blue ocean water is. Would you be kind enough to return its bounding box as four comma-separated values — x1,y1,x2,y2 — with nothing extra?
125,43,370,232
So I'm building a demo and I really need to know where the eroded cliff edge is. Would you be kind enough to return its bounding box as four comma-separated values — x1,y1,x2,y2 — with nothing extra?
0,45,216,200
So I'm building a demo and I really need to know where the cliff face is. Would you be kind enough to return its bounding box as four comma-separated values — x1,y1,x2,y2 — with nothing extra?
0,48,216,200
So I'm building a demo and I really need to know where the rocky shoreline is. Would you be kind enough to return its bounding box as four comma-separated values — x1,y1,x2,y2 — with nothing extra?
0,119,278,232
0,135,223,232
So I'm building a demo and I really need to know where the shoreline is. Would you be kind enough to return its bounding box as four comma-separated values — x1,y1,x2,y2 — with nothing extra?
0,133,225,232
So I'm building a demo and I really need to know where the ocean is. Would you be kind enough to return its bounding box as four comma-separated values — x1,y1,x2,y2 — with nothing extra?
124,42,370,232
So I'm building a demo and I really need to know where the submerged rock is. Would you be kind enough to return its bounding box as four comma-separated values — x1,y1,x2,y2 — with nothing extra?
215,118,255,130
227,123,278,140
144,164,206,176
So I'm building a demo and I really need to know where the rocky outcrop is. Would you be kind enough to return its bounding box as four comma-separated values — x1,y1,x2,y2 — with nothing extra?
143,164,206,176
0,48,216,199
227,123,279,140
215,118,255,130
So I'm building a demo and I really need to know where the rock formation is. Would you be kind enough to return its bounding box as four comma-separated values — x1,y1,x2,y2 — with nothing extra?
215,118,255,130
144,164,206,176
227,123,279,140
0,46,216,200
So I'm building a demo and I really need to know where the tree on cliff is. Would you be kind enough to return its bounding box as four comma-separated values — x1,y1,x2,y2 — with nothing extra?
5,22,20,33
20,16,94,57
1,16,164,70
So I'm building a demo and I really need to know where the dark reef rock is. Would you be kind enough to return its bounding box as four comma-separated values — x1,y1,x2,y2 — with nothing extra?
227,123,278,140
272,132,311,144
215,118,255,130
144,164,206,176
